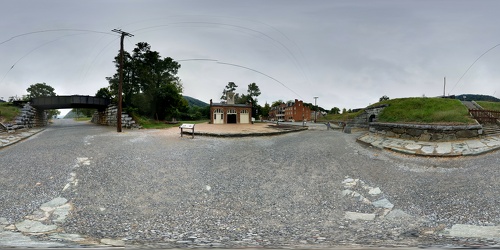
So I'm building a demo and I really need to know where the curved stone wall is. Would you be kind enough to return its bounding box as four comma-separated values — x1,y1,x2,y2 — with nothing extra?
369,122,483,141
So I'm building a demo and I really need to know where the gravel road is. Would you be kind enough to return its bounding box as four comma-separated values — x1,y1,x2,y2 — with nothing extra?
1,119,500,248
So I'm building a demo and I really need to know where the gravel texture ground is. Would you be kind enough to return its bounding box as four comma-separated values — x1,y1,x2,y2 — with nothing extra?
1,119,500,248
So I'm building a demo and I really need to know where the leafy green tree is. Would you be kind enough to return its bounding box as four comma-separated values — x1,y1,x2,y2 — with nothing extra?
26,83,56,99
220,82,238,101
379,95,390,102
107,42,186,120
26,82,59,118
247,82,261,101
272,100,284,107
246,82,261,117
261,102,270,117
330,107,340,114
95,87,112,100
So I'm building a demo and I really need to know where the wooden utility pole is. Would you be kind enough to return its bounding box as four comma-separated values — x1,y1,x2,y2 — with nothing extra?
111,29,133,132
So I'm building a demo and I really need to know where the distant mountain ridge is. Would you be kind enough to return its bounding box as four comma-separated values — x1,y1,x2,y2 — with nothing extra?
183,96,209,107
455,94,500,102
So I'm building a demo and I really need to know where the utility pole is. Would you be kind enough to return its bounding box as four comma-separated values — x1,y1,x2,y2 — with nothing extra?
111,29,133,132
443,76,446,97
314,96,318,123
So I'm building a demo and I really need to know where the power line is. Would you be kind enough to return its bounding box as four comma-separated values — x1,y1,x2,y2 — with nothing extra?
216,61,303,99
0,29,113,45
130,21,310,86
178,58,302,98
1,33,95,84
450,43,500,94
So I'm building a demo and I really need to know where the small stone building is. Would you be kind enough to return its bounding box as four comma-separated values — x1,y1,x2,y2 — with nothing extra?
209,95,252,124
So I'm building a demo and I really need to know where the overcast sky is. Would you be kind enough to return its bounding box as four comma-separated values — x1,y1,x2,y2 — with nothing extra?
1,0,500,110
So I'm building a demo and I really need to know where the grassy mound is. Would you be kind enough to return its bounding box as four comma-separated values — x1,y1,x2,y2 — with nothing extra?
375,97,475,124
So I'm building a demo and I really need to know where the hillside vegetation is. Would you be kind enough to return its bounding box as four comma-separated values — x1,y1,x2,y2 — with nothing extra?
455,94,500,102
0,102,20,123
476,101,500,111
375,98,475,124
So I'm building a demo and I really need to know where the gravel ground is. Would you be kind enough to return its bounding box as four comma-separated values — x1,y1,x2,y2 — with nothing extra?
1,119,500,248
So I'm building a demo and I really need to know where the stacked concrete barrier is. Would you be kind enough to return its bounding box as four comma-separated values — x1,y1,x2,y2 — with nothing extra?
92,105,141,129
4,103,47,132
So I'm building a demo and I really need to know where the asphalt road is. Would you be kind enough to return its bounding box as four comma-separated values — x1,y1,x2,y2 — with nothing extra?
1,119,500,248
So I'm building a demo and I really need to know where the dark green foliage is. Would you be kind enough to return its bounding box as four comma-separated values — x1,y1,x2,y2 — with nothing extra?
329,107,340,114
379,95,390,102
26,83,56,99
106,42,187,120
26,82,59,118
95,87,112,100
455,94,500,102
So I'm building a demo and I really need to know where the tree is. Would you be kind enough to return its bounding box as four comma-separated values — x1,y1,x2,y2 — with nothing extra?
95,87,112,100
26,83,59,119
261,102,270,118
107,42,186,120
379,95,390,102
330,107,340,114
247,82,261,101
26,83,56,99
272,100,284,107
246,82,261,117
220,82,238,101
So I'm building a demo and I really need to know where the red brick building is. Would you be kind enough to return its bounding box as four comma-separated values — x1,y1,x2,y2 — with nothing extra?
269,99,312,122
209,99,252,124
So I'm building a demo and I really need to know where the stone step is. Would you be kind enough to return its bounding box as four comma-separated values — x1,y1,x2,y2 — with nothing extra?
482,125,500,136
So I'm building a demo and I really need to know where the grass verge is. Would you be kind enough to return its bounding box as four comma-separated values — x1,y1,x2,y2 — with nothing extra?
476,101,500,111
136,116,210,129
74,117,92,121
0,102,20,123
321,110,364,122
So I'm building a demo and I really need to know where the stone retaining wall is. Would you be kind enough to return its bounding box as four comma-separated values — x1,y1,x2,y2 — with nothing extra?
91,105,140,129
369,122,483,141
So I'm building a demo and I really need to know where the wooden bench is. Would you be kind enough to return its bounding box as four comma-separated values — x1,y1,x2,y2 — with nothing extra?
179,123,195,138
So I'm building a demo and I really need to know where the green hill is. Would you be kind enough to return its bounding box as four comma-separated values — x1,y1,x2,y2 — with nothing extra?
455,94,500,102
374,97,475,124
183,96,208,108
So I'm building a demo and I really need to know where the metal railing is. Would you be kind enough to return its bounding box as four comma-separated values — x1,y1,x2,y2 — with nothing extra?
469,109,500,124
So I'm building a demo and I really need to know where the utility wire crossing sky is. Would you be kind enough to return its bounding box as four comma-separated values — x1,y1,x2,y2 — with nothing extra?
1,0,500,110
